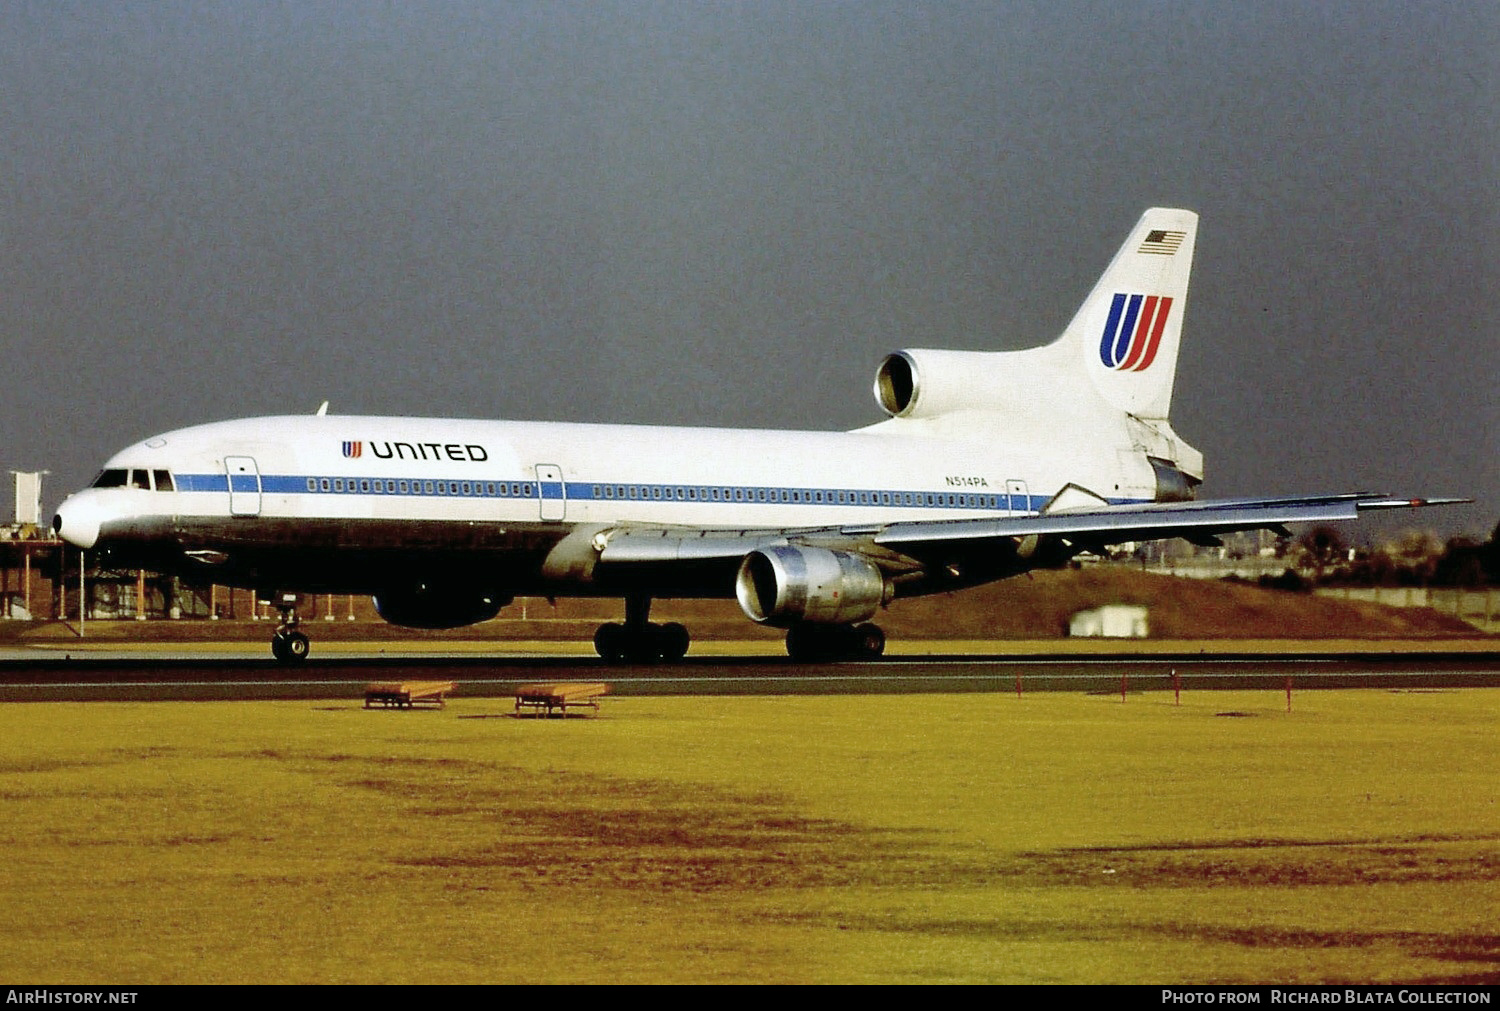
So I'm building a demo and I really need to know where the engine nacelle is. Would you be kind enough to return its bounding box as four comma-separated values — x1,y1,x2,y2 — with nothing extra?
373,585,508,629
874,349,1028,420
735,546,889,627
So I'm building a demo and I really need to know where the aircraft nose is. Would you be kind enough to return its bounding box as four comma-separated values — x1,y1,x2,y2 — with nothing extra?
52,494,102,550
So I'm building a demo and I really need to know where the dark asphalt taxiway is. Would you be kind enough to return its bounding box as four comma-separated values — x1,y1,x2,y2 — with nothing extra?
0,652,1496,702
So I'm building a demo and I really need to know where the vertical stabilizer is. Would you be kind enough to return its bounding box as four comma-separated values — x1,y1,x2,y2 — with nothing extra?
1063,208,1198,420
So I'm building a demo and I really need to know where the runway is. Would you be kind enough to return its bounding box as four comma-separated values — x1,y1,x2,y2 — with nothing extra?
0,651,1497,702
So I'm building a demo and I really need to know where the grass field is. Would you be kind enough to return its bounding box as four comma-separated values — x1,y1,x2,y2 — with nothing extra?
1,688,1497,984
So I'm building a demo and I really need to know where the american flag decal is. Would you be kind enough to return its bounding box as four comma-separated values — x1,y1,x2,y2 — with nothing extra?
342,441,362,459
1138,229,1186,255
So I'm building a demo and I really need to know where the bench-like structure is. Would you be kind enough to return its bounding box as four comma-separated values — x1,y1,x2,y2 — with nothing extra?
364,681,456,709
514,682,608,718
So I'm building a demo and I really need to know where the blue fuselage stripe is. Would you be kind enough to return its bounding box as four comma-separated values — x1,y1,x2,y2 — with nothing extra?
164,473,1065,513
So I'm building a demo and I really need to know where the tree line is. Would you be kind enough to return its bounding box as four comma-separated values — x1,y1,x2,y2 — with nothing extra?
1285,520,1500,589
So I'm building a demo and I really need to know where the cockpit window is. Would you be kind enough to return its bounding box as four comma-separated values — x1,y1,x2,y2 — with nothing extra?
128,470,151,490
152,470,174,492
93,469,128,488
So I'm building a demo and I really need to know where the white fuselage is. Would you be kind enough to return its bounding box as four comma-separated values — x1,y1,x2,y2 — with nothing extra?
70,412,1151,538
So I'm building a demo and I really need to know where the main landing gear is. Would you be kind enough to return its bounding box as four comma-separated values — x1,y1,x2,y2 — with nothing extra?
785,622,886,662
594,595,691,664
268,594,310,665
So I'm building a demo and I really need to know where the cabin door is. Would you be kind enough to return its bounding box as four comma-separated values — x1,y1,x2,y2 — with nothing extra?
226,456,262,517
1006,479,1029,514
536,464,566,521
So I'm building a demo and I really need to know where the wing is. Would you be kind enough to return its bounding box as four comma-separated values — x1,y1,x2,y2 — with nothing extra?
594,493,1469,569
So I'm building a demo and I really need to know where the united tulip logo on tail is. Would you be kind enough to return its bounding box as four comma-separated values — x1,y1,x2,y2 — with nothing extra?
342,441,362,459
1099,293,1173,371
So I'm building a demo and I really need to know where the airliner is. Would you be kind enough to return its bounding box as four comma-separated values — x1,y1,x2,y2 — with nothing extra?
51,208,1463,663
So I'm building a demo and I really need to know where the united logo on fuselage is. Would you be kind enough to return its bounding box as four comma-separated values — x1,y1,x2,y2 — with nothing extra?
338,440,490,462
1099,293,1173,372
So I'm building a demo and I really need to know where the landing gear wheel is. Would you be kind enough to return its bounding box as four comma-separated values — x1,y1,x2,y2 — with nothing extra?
595,621,656,664
269,592,310,665
593,603,692,665
271,630,309,664
853,623,886,658
657,622,690,662
785,624,820,662
785,623,885,662
594,623,627,663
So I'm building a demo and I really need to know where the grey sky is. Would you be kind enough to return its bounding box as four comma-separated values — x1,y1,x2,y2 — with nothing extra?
2,2,1495,538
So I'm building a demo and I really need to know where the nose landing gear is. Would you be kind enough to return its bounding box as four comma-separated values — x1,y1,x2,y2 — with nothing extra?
271,626,310,663
266,592,311,664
